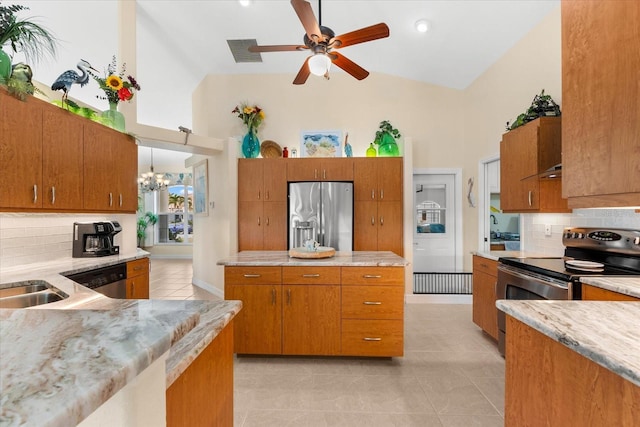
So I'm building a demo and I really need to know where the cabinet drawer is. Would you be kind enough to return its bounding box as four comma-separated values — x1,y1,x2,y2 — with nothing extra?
341,319,404,357
127,258,149,278
342,286,403,319
225,266,281,285
282,266,341,285
341,267,404,286
473,256,498,277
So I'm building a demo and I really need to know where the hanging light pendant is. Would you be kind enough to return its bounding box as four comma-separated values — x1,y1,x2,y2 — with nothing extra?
138,148,169,192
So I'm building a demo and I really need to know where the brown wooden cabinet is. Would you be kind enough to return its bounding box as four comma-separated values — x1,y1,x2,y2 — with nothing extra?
472,255,499,340
287,158,353,181
581,284,639,301
225,265,404,357
238,158,287,202
126,258,149,299
166,320,234,427
353,157,403,202
500,117,570,213
561,0,640,208
0,89,137,213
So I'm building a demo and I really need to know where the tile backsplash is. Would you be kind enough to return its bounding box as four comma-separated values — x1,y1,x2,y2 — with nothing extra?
0,214,136,269
522,209,640,256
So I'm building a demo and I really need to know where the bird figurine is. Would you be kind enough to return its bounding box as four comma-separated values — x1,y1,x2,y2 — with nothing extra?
51,59,97,108
344,132,353,157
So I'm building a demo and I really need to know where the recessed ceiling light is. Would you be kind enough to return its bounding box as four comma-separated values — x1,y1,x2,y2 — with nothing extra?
239,0,251,7
415,19,429,33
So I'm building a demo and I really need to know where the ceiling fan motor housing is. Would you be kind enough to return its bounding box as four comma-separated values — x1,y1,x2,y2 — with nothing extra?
304,25,335,47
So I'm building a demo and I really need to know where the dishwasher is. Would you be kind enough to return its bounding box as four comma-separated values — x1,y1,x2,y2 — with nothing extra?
66,263,127,299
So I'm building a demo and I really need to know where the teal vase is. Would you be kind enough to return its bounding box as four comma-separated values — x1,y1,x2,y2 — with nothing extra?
101,102,126,132
377,132,400,157
0,49,12,82
242,128,260,158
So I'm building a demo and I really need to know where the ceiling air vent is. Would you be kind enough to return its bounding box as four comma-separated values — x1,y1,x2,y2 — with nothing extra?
227,39,262,63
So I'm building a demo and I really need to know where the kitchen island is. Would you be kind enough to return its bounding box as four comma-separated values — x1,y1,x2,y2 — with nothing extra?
497,299,640,426
217,251,407,357
0,253,242,427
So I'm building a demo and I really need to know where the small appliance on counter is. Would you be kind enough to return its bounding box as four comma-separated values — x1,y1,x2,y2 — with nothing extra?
72,221,122,258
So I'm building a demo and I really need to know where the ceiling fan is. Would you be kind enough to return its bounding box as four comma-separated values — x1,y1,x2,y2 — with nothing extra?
248,0,390,85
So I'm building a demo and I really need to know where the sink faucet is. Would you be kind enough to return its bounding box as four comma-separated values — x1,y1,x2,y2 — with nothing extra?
490,214,497,225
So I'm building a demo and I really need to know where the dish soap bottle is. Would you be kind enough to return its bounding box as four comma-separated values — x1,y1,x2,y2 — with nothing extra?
366,143,377,157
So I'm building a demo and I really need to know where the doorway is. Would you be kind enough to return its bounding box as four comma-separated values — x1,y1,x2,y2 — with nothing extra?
412,170,462,273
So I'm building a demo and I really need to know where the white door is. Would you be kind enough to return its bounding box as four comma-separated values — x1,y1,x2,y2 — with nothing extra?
413,173,458,272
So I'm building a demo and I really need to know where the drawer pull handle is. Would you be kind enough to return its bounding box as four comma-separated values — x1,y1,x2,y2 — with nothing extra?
363,337,382,341
243,274,261,278
363,301,382,305
51,186,55,204
271,288,276,305
134,266,143,271
287,289,291,305
109,192,113,207
302,274,320,278
363,275,382,279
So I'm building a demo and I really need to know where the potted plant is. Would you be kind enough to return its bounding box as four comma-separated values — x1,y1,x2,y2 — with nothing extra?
137,211,158,248
506,89,561,131
0,2,57,82
374,120,401,157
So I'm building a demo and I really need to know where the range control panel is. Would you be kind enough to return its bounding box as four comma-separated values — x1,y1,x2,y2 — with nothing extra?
563,227,640,253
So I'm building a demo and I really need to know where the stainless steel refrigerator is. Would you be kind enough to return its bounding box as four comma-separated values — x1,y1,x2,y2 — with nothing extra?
288,182,353,251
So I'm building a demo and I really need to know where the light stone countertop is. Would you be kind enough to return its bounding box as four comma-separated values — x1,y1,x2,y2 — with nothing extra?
496,300,640,387
580,276,640,299
0,253,242,427
217,250,408,266
472,250,552,262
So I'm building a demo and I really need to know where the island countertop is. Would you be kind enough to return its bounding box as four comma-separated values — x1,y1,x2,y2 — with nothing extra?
217,250,408,267
496,300,640,387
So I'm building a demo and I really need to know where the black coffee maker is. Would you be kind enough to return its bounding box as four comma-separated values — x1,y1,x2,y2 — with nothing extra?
73,221,122,258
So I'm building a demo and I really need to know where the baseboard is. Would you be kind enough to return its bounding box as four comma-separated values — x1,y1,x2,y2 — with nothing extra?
405,294,472,304
192,278,224,299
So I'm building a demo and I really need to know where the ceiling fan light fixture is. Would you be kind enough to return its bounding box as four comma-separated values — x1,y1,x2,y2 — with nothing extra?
415,19,429,33
308,53,332,76
238,0,251,7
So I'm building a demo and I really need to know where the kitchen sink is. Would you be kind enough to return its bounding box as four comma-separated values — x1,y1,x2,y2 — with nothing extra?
0,281,69,309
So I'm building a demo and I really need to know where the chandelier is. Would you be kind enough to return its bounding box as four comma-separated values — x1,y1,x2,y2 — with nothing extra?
138,148,169,193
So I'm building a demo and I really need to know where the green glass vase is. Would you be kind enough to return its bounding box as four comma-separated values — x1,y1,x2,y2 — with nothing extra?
0,49,12,82
366,143,377,157
101,102,126,132
377,132,400,157
242,128,260,158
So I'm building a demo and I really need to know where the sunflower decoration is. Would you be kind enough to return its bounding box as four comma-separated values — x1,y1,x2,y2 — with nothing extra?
88,55,141,105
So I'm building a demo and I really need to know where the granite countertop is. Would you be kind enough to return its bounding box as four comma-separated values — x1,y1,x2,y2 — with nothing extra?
0,253,242,427
580,276,640,299
496,300,640,387
472,250,550,262
217,250,408,266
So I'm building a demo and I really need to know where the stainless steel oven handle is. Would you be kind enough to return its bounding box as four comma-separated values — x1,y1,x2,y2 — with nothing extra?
497,264,569,290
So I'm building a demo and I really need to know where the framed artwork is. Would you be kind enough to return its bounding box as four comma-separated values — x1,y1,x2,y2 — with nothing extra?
300,130,342,157
193,159,208,216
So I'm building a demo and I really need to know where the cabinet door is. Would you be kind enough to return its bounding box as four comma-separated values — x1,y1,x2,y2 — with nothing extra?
0,90,43,209
84,123,117,211
354,201,378,251
238,159,264,201
377,202,403,256
42,108,84,210
321,158,353,181
263,158,287,201
114,134,138,212
500,136,539,212
225,283,282,354
582,284,639,301
126,275,149,299
238,201,263,250
287,158,319,181
472,256,498,340
377,158,403,202
353,158,378,201
562,0,640,207
282,284,340,355
263,202,287,250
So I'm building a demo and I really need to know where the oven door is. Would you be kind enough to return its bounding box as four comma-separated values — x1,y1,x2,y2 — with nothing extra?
496,264,572,356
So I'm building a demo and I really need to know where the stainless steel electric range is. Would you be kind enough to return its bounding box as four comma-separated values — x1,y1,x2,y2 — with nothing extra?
496,227,640,355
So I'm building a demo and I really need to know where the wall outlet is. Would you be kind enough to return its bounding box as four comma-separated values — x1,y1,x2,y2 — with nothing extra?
545,224,552,236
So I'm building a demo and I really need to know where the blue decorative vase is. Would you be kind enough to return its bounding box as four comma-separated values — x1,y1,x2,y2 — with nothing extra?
242,129,260,158
101,102,126,132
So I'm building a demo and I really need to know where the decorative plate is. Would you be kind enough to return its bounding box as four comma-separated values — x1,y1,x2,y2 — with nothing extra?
289,247,336,259
566,260,604,269
260,140,282,158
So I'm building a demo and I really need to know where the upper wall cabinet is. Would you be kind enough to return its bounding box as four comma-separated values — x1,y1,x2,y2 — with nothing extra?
287,158,353,182
561,0,640,208
500,117,570,213
238,158,287,202
0,89,138,213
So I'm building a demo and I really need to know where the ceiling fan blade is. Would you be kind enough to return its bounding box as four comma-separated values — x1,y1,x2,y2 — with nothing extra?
293,57,311,85
291,0,324,43
331,23,390,49
331,52,369,80
249,44,308,53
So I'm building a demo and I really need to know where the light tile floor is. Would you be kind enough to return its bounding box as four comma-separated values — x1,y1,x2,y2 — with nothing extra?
149,259,505,427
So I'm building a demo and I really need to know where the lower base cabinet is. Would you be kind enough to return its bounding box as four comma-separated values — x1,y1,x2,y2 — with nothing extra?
126,258,149,299
581,284,640,301
224,265,404,357
472,256,499,340
166,321,234,427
